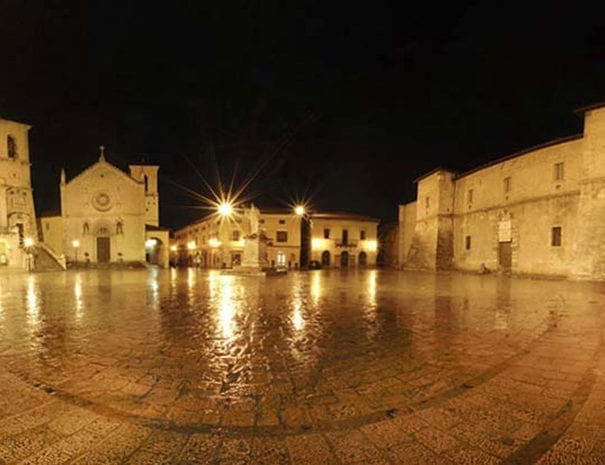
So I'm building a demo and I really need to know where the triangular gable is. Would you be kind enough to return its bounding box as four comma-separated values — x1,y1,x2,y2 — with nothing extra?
65,159,142,188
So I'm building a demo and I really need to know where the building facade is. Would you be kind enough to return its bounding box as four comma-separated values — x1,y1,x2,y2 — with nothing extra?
0,118,37,268
39,150,169,267
395,104,605,280
309,212,378,268
173,206,302,269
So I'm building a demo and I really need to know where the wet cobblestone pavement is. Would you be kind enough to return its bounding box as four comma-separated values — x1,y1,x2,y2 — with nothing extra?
1,268,605,464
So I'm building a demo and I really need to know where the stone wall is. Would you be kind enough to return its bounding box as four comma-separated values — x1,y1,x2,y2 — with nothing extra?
401,105,605,279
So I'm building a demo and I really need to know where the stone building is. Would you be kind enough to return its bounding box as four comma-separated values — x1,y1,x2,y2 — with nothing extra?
309,212,378,268
0,118,37,268
39,149,169,267
394,103,605,280
174,207,379,269
173,205,302,269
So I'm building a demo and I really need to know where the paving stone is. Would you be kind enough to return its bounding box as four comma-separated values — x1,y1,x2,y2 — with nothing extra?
0,269,604,463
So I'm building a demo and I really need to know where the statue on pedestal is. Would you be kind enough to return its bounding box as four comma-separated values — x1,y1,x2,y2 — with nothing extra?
241,204,268,270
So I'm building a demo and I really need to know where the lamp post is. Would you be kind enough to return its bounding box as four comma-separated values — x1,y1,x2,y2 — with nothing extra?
216,201,234,268
72,239,80,266
294,205,310,269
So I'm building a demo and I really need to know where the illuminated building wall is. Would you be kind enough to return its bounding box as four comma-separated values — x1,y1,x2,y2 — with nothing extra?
39,152,167,266
398,104,605,279
172,206,302,269
0,118,38,268
309,212,379,268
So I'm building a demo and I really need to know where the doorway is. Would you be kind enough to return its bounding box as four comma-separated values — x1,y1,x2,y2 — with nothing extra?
340,251,349,268
321,250,331,267
498,242,512,270
358,251,367,267
97,237,110,263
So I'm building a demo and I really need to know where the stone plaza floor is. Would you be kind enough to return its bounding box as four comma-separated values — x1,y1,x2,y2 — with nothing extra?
0,268,604,464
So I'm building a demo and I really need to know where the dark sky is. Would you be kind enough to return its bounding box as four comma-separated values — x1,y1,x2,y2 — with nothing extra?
2,1,605,228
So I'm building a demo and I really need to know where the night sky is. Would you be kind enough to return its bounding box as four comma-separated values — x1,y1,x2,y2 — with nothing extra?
2,1,605,229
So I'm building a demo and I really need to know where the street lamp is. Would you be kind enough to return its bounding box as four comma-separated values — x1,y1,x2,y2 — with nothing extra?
72,239,80,266
294,205,310,268
218,201,233,217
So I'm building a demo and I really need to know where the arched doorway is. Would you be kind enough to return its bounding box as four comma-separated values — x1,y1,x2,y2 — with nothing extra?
96,226,111,263
340,251,349,268
145,237,163,265
358,251,367,267
321,250,330,267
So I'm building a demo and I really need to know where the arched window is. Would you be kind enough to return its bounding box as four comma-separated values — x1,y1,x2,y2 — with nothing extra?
7,136,16,159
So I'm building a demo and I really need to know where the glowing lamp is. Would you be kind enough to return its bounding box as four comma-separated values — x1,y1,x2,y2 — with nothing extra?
24,237,34,248
145,238,157,248
209,238,222,248
187,241,196,250
311,238,323,250
72,239,80,248
170,245,177,252
294,205,305,216
366,240,378,252
218,202,233,217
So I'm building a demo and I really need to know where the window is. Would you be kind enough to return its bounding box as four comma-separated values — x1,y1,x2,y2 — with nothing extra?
231,230,240,241
467,189,473,203
554,162,564,181
504,176,511,193
144,175,149,192
360,230,366,240
278,219,286,224
259,219,265,224
465,235,471,250
342,229,349,245
323,228,330,239
551,226,562,247
425,196,430,209
276,231,288,242
7,136,16,159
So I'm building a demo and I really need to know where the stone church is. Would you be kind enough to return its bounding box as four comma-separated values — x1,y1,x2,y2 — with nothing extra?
0,118,38,267
40,148,169,267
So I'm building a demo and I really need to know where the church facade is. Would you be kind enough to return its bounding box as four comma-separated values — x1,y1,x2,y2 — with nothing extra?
394,104,605,280
39,149,169,267
0,118,37,268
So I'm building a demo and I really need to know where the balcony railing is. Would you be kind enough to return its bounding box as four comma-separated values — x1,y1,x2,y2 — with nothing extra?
335,240,358,248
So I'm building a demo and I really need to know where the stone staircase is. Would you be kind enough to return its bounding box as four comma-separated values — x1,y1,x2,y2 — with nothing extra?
34,243,66,271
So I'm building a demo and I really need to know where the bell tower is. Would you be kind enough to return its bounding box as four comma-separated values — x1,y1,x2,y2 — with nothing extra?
0,118,37,240
129,164,159,226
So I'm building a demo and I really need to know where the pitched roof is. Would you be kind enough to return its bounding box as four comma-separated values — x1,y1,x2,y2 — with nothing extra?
65,158,142,187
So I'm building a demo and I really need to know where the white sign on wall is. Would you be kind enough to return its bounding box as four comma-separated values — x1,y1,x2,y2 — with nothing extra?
498,220,512,242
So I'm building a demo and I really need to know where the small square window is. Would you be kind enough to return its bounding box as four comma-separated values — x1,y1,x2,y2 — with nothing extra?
259,219,265,224
551,226,562,247
504,177,511,193
465,235,471,250
231,230,240,241
360,230,366,240
554,162,564,181
276,231,288,242
425,196,430,209
323,228,330,239
279,219,286,224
